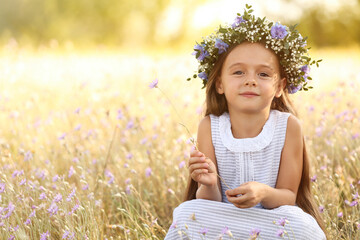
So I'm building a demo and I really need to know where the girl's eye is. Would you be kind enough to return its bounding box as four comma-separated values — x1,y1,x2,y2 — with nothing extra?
259,72,270,77
233,71,244,75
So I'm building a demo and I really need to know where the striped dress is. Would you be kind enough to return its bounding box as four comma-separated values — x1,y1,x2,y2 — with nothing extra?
165,110,326,240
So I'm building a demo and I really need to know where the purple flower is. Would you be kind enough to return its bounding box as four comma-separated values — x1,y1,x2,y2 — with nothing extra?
145,167,152,177
125,178,131,184
68,166,75,178
68,203,80,215
192,44,209,61
47,202,59,216
271,23,288,39
170,221,177,229
74,124,81,131
214,39,229,54
24,150,33,161
40,231,50,240
24,218,31,225
287,83,302,94
29,210,36,218
232,15,246,28
350,200,358,207
39,192,46,200
126,120,134,129
200,227,208,235
53,193,63,203
20,178,26,186
82,184,89,191
67,188,76,201
117,109,123,120
352,192,359,200
250,228,261,237
58,133,67,140
198,72,208,81
221,226,233,237
179,161,185,169
4,202,15,219
8,236,15,240
277,217,287,226
126,185,131,195
0,182,5,193
311,175,317,182
74,107,81,114
276,229,285,237
148,78,159,89
319,206,324,213
337,212,343,217
53,175,59,182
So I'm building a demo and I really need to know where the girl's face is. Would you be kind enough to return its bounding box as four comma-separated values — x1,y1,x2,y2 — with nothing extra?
216,42,285,114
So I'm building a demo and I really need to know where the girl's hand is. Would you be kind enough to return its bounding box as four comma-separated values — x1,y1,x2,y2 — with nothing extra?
225,181,266,208
188,149,218,187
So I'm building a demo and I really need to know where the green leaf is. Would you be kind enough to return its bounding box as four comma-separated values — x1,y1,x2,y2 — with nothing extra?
187,78,191,81
268,22,273,28
219,27,227,33
193,74,197,78
248,9,254,13
307,76,312,80
246,4,251,9
317,59,323,62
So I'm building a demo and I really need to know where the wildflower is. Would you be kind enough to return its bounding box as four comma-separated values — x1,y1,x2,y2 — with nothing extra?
319,206,324,213
47,202,59,216
145,167,152,177
105,170,115,184
350,200,358,207
311,175,317,182
0,182,5,193
198,72,208,81
232,15,246,28
82,184,89,191
277,217,288,227
74,124,81,131
4,202,15,219
66,188,76,201
68,203,80,215
53,175,59,182
179,161,186,169
215,39,229,54
222,226,233,237
53,193,63,203
271,23,288,39
125,185,131,195
20,178,26,185
58,133,66,140
170,221,178,229
276,229,285,237
287,83,302,94
117,109,123,119
126,153,133,159
149,78,159,89
24,218,31,225
125,178,131,184
74,107,80,114
126,120,134,129
40,231,50,240
168,188,175,194
193,44,209,61
352,192,359,200
8,236,15,240
68,166,75,178
29,210,36,217
337,212,343,218
39,192,46,200
24,150,33,161
249,228,261,238
200,227,209,235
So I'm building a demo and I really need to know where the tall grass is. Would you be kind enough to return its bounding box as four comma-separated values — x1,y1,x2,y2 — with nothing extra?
0,46,359,239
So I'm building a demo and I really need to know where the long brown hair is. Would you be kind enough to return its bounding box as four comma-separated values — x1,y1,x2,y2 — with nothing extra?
183,42,326,235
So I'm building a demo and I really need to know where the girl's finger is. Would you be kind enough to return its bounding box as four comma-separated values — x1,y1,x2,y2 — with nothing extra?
188,163,210,173
188,156,206,166
191,169,208,179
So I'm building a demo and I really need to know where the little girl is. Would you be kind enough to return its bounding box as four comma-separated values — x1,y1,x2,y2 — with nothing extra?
165,5,326,240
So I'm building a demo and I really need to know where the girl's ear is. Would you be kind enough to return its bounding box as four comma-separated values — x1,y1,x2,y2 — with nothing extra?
216,77,224,94
275,77,286,98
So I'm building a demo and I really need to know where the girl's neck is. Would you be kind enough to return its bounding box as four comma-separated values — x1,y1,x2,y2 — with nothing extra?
228,109,271,139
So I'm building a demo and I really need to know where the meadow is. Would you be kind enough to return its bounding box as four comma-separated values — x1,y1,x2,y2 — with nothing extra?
0,45,359,239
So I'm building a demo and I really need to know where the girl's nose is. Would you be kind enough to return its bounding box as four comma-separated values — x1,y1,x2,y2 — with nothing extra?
244,77,257,87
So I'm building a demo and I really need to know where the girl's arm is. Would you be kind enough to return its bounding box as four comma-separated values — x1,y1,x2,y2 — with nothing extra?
260,115,303,208
194,116,222,201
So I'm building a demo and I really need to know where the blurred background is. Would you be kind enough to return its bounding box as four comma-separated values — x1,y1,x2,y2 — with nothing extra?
1,0,360,51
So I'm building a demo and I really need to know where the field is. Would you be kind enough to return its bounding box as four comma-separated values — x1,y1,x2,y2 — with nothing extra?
0,45,359,239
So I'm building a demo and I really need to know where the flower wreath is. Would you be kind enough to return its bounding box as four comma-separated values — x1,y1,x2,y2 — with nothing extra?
188,4,322,94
